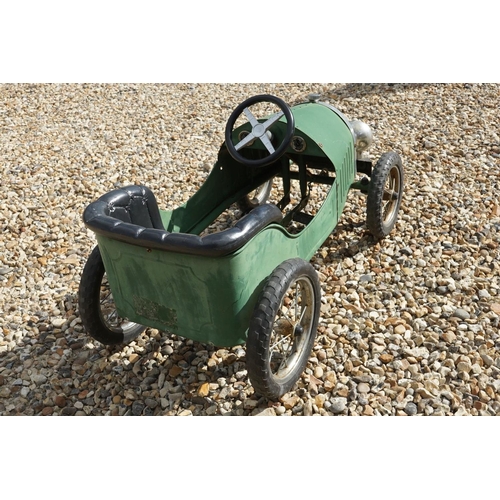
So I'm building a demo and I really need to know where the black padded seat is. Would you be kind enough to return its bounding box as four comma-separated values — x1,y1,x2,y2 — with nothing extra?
83,185,283,257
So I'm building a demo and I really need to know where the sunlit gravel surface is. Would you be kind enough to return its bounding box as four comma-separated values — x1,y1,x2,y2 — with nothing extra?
1,83,499,416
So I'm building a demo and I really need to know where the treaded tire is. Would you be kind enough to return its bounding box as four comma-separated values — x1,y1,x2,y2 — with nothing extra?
237,179,273,213
78,246,146,345
366,152,404,240
246,258,321,399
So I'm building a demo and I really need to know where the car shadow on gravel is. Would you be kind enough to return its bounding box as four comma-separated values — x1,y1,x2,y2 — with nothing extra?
20,307,273,416
76,335,272,416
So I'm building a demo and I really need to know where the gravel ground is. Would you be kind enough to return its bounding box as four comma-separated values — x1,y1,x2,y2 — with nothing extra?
1,83,499,416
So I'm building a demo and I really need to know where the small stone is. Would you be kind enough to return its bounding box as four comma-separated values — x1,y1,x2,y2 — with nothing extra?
162,345,174,356
453,308,470,320
357,382,370,394
51,318,66,328
358,395,369,406
223,353,237,365
243,399,259,410
120,385,137,398
315,394,326,409
359,274,373,283
457,360,472,373
363,405,374,416
129,353,140,363
145,398,158,409
337,386,349,397
416,387,435,399
205,405,218,415
325,371,337,386
69,341,85,350
197,382,210,397
131,401,145,415
0,387,11,398
273,405,285,415
329,397,347,414
78,390,89,399
281,394,300,410
191,396,207,406
61,407,78,416
394,324,407,335
55,395,66,407
379,353,394,364
169,365,183,377
31,374,47,385
404,402,418,416
441,331,456,343
255,408,277,416
303,400,313,416
481,354,494,367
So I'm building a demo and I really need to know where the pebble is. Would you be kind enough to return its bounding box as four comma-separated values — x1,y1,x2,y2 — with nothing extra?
330,397,347,414
1,83,499,417
453,309,470,321
357,382,370,394
31,374,47,385
255,408,277,416
404,403,418,416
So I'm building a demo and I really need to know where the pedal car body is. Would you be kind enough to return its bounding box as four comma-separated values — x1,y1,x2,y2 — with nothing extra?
80,93,404,398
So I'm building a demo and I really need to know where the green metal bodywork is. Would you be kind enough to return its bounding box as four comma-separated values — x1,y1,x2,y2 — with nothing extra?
95,101,357,347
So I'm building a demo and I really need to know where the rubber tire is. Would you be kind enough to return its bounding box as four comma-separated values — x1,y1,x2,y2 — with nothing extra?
237,179,273,213
78,246,146,345
366,152,404,240
246,258,321,399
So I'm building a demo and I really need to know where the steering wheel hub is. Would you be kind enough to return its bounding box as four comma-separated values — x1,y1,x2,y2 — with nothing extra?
253,123,265,137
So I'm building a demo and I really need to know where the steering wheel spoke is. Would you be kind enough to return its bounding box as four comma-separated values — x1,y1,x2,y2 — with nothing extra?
243,107,260,127
260,132,276,154
261,110,284,129
234,131,257,151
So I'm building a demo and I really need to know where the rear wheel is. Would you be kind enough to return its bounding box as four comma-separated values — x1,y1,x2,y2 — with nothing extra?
366,152,404,239
246,258,321,399
78,246,146,345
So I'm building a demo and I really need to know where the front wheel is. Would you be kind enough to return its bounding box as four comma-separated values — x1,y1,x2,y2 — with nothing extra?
78,246,146,345
246,258,321,399
366,152,404,239
237,179,273,213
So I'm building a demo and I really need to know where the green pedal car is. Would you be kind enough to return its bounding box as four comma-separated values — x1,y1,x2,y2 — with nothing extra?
79,93,404,399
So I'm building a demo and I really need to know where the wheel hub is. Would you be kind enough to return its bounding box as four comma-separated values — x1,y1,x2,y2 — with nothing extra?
294,324,304,336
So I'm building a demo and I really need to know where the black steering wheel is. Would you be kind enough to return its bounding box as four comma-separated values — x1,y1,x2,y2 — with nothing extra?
224,94,295,168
